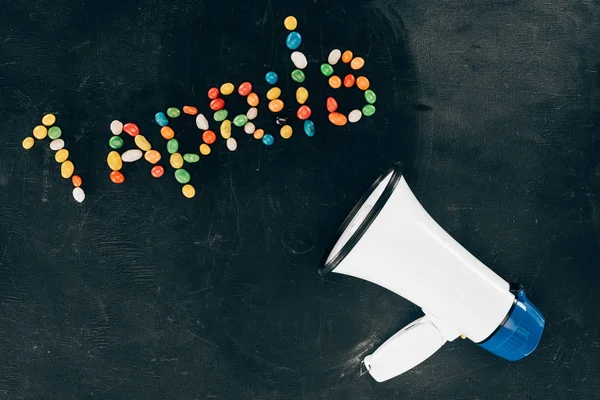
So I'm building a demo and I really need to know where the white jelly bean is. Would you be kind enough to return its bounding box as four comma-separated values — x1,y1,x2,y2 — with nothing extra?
348,109,363,123
291,51,308,69
49,139,65,151
196,114,209,130
226,138,237,151
328,49,341,65
246,107,258,120
244,122,256,134
121,149,143,162
72,187,85,203
110,120,123,135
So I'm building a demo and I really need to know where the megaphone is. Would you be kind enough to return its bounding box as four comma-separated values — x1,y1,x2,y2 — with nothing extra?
319,163,545,382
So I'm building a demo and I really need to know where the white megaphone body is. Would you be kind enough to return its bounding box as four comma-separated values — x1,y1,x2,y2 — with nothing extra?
319,163,545,382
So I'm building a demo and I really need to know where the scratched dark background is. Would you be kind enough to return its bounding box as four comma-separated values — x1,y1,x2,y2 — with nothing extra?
0,0,599,398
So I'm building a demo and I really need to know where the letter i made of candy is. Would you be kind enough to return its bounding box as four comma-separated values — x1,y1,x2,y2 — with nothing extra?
23,114,86,202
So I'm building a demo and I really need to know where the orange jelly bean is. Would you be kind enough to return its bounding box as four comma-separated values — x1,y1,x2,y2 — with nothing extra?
144,150,162,164
71,175,82,187
268,99,284,113
328,112,348,126
110,170,125,184
253,129,265,140
341,50,353,63
160,126,175,140
343,74,355,88
247,93,259,107
350,57,365,70
328,75,342,89
150,165,164,178
202,130,216,144
356,76,370,90
183,106,198,115
326,97,338,112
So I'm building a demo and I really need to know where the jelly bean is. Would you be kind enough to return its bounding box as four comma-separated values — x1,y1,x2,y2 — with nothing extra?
343,74,355,88
155,112,169,127
182,184,196,198
296,87,308,104
199,144,211,155
210,98,225,111
220,120,232,139
42,114,56,126
326,97,338,112
233,114,249,127
267,87,281,100
291,69,305,83
167,107,181,118
109,170,125,184
356,76,370,91
328,112,348,126
247,93,259,107
109,136,124,149
110,120,123,135
22,137,34,150
280,125,293,139
284,16,297,30
208,87,219,99
244,122,256,134
362,104,376,116
170,153,184,168
135,135,152,151
107,151,122,170
238,82,253,96
328,49,341,65
329,75,342,89
341,50,353,63
350,57,365,70
183,106,198,115
175,169,191,184
151,165,164,178
161,126,175,140
220,83,234,95
55,149,69,163
265,71,278,85
72,187,85,203
33,125,47,140
226,137,238,151
268,99,284,113
122,149,143,162
304,120,315,137
286,32,302,50
184,153,200,163
262,134,274,146
123,123,140,137
291,51,307,69
247,107,258,120
61,161,75,179
50,139,64,151
214,109,228,122
167,139,179,154
320,63,334,77
144,150,162,164
348,109,362,123
196,114,209,130
253,129,265,140
71,175,82,187
297,105,312,120
275,116,288,126
203,130,217,144
365,89,377,104
48,126,62,140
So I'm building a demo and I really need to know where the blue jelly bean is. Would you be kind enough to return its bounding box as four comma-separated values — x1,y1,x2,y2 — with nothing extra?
262,134,275,146
304,120,315,137
286,32,302,50
155,112,169,127
265,71,278,85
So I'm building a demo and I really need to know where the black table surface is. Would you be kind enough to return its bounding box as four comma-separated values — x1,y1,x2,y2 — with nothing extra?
1,0,599,399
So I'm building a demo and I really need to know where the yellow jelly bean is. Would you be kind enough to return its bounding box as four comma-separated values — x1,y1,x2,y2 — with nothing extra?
170,153,184,169
284,16,297,30
266,87,281,100
61,161,74,179
134,135,151,151
54,149,69,163
280,125,293,139
22,137,34,150
182,184,196,199
220,82,234,95
296,87,308,104
42,114,56,126
199,144,211,155
33,125,48,140
220,119,232,139
107,151,123,171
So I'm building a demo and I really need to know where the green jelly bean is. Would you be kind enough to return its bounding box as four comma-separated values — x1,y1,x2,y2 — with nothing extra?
183,153,200,163
48,126,62,140
362,104,376,117
174,168,191,184
109,136,124,149
167,107,181,118
320,63,334,77
167,139,179,154
233,114,248,127
364,90,377,104
214,109,228,121
291,69,305,83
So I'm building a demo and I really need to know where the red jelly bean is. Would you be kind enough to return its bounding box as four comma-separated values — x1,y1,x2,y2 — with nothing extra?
297,105,312,120
326,97,338,112
343,74,355,88
110,170,125,184
151,165,164,178
210,98,225,111
202,130,216,144
238,82,252,97
208,87,219,99
123,123,140,137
